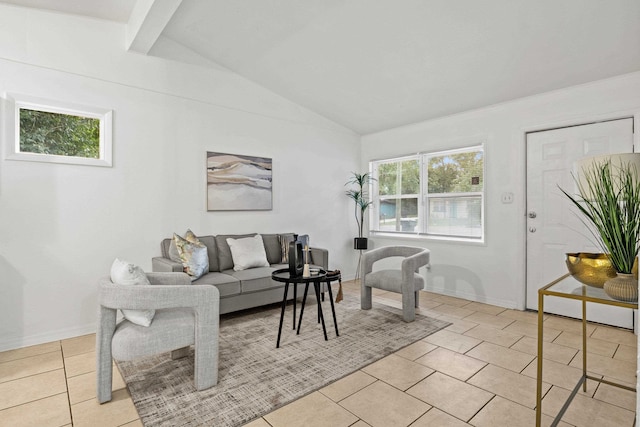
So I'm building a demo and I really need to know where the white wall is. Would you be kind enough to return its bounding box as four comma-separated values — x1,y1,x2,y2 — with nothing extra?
0,6,361,351
362,71,640,310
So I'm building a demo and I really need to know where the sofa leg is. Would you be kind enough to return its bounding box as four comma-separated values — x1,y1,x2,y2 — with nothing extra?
171,346,190,360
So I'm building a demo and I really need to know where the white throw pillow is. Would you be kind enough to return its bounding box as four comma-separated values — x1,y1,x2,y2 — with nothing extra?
110,258,155,327
226,235,270,271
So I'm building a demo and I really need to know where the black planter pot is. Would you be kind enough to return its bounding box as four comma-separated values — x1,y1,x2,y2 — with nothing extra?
354,237,368,250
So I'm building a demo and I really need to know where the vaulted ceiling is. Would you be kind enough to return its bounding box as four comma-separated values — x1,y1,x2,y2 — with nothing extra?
3,0,640,134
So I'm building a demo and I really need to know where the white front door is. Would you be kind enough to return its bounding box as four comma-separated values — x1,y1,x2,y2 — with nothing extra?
526,118,634,328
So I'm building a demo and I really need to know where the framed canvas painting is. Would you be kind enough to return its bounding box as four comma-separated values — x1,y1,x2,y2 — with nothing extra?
206,152,273,211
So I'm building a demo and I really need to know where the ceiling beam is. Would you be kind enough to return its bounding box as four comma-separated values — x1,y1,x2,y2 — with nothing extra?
126,0,182,54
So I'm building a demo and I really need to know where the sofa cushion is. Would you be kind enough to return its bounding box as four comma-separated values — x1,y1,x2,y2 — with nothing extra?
195,272,241,297
222,267,281,293
110,258,155,327
215,234,256,271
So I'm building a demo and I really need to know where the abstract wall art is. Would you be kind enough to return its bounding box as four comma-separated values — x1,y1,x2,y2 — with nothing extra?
206,151,273,211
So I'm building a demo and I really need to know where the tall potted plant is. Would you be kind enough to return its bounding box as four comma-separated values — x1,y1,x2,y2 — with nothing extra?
345,172,374,250
560,155,640,302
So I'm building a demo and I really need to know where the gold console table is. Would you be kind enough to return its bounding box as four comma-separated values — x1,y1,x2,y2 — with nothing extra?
535,273,637,427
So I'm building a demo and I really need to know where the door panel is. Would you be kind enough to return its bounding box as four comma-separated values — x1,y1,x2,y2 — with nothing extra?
526,118,634,328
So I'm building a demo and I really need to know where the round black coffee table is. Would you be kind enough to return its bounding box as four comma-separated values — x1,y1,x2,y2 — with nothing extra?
271,268,340,348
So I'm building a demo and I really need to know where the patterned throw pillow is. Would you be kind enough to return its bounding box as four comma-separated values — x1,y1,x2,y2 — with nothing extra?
110,258,155,327
168,229,199,262
173,232,209,280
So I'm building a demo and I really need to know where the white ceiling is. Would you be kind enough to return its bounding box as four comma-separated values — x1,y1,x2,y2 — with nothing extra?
3,0,640,134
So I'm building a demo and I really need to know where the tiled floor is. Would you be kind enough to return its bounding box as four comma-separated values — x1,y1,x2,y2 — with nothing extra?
0,280,636,426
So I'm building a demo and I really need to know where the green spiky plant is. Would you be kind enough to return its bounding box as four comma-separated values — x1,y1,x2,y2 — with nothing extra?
345,172,374,238
560,159,640,274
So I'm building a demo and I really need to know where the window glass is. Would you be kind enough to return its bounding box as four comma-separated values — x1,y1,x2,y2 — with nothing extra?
371,145,484,240
20,109,100,159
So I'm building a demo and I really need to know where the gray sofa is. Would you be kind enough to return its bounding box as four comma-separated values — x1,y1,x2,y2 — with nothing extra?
152,233,328,314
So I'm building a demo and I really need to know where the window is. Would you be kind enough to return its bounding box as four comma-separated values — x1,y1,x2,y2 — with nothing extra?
4,94,112,167
371,145,484,240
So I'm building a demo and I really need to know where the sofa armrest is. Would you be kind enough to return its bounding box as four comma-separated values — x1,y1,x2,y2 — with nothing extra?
309,247,328,269
152,256,183,273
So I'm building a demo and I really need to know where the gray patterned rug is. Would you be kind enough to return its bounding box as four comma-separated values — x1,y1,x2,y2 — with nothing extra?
116,293,450,427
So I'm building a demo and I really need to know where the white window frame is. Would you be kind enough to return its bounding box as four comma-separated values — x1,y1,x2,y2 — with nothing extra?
370,143,485,242
4,93,112,167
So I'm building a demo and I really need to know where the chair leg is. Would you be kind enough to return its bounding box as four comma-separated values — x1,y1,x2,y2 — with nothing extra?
402,291,416,322
415,290,420,308
171,346,190,359
361,284,372,310
194,325,219,391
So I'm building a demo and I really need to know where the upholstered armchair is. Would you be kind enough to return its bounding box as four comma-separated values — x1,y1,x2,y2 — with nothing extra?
361,246,430,322
96,272,220,403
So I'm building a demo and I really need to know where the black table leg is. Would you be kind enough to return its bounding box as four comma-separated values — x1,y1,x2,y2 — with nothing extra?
276,282,289,348
325,279,339,337
297,282,310,335
293,281,297,329
314,280,328,341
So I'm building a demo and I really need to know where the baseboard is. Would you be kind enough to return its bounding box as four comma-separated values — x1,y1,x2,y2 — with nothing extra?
0,323,97,352
423,286,518,310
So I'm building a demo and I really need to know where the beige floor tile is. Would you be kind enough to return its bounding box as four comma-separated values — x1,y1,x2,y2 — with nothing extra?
361,354,433,391
463,312,514,330
464,324,523,348
503,320,562,342
0,341,60,364
71,388,139,427
436,315,479,334
591,325,636,347
498,309,541,325
243,417,272,427
407,372,493,422
61,334,96,358
0,369,67,411
411,407,470,427
340,381,430,427
394,340,437,361
64,351,96,378
541,385,635,426
120,420,143,427
521,358,589,392
470,395,572,427
467,364,550,409
0,393,71,426
430,294,473,308
465,342,535,373
265,390,358,427
510,336,578,365
320,370,376,402
594,381,636,411
429,304,475,319
0,351,63,383
67,365,126,404
613,344,636,363
461,301,506,316
569,350,636,383
552,331,618,357
543,315,597,335
414,347,486,381
423,330,481,354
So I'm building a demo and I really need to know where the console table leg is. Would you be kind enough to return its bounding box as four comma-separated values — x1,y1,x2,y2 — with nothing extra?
582,299,587,392
536,291,544,427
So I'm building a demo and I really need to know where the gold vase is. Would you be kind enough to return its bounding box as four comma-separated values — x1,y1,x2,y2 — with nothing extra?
603,273,638,302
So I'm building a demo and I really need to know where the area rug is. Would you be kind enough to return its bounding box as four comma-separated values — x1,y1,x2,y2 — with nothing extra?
116,293,450,427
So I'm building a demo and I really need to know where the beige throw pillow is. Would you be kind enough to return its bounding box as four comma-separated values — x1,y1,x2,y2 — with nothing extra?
110,258,155,327
226,234,270,271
